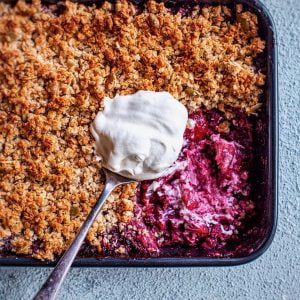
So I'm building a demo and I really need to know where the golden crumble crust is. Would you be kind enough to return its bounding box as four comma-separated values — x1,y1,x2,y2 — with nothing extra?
0,0,265,260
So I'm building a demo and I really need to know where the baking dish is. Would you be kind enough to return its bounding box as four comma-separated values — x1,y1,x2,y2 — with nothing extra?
0,0,277,267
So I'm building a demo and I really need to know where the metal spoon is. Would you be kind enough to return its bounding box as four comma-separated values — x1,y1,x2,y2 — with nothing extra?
33,169,135,300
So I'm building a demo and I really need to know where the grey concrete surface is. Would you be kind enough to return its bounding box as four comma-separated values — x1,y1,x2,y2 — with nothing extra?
0,0,299,299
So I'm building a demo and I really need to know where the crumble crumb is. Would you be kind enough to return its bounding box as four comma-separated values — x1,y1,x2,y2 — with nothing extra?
0,0,265,260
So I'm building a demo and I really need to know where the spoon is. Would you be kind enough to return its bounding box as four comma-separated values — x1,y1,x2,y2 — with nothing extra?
33,169,135,300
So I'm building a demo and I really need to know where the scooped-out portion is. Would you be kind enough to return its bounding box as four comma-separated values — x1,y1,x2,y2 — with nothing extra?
100,108,256,257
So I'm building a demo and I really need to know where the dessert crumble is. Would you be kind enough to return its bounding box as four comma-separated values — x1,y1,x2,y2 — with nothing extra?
0,0,265,260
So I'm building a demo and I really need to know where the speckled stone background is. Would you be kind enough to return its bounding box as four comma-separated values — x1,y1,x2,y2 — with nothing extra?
0,0,299,299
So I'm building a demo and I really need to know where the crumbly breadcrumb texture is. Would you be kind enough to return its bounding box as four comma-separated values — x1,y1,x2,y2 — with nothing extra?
0,0,265,260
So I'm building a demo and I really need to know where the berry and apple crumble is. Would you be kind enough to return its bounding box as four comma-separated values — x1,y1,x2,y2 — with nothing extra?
0,0,265,260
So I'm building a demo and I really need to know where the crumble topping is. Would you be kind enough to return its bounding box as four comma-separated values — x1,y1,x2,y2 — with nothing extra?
0,0,265,260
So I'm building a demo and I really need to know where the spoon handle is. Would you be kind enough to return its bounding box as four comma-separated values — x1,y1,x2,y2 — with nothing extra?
33,180,116,300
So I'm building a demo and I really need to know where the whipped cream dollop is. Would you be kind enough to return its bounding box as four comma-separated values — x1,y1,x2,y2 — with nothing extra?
90,91,188,180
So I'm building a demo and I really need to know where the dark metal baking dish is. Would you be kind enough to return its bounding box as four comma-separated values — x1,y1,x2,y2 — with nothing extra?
0,0,277,267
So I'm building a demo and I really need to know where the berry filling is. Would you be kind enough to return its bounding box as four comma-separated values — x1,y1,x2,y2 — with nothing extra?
102,108,256,257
